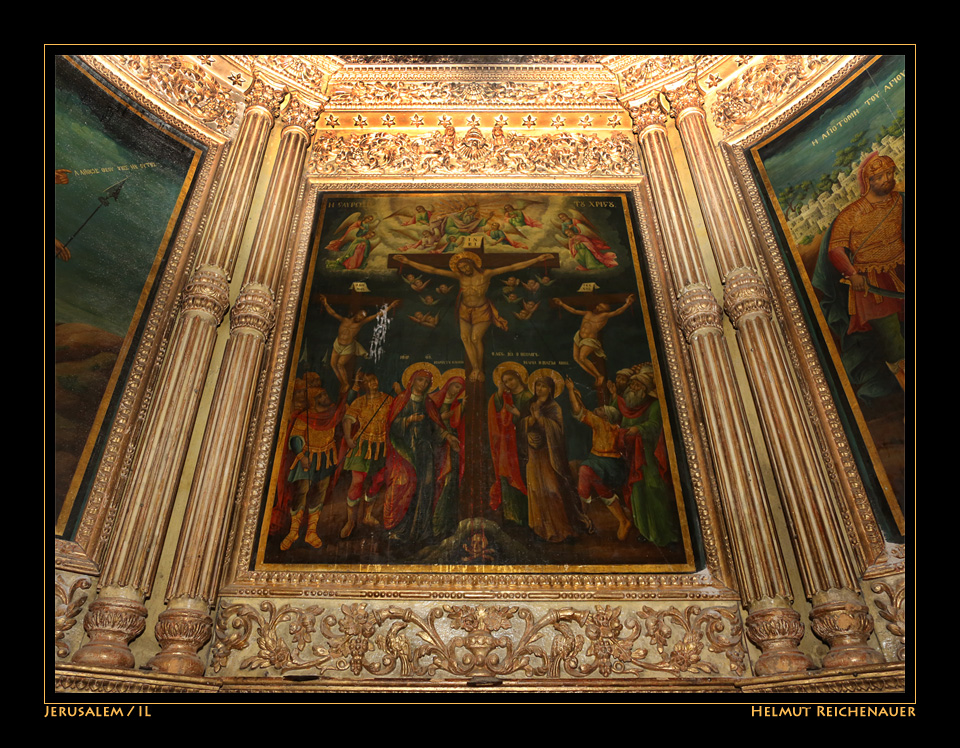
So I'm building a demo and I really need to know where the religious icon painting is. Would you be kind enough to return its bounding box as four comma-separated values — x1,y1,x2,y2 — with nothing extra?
52,55,206,540
255,191,699,573
748,54,907,538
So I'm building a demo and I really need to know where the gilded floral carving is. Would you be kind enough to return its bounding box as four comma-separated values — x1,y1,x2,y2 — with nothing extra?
712,55,832,134
308,125,641,177
55,574,91,658
211,600,745,680
871,579,906,662
113,55,239,134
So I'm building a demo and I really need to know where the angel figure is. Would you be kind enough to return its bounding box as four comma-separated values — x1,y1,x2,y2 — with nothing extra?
326,212,381,269
514,299,540,320
403,274,431,293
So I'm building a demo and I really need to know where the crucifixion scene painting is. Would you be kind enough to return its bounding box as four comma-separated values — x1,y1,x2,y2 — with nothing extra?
257,191,697,571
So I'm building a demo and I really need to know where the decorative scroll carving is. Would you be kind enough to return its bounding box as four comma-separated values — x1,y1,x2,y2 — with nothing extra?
308,125,642,177
113,55,239,134
211,600,745,680
55,574,91,658
871,579,906,662
712,55,832,134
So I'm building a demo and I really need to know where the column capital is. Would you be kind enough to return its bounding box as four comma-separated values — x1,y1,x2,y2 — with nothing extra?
629,95,669,135
243,76,286,119
664,76,706,118
280,92,325,139
180,264,231,325
723,266,773,327
676,282,724,340
229,282,276,339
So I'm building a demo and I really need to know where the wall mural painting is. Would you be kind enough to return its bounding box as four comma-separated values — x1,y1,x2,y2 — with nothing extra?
257,191,697,572
750,54,907,535
52,56,204,537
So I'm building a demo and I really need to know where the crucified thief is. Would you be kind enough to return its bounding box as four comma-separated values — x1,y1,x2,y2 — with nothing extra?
319,296,400,391
551,294,635,386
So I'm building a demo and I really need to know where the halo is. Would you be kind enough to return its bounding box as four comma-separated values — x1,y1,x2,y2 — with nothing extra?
437,367,467,393
492,361,529,389
449,250,481,272
528,367,563,398
401,361,441,390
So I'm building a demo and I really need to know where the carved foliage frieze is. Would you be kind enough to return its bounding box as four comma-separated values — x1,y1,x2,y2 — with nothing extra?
868,577,906,663
711,55,833,135
308,125,642,177
211,599,747,681
54,573,92,659
111,55,240,134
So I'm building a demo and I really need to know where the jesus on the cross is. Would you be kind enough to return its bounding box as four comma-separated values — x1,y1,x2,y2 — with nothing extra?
395,250,547,381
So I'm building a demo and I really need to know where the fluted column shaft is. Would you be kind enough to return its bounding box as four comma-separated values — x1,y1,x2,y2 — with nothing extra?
667,79,882,668
631,97,812,675
72,78,285,670
148,94,322,675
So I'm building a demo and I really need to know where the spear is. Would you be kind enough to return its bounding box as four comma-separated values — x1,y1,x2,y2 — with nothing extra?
62,177,128,249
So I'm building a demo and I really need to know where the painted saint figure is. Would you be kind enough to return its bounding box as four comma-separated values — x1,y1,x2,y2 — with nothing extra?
340,371,394,538
813,152,906,398
488,365,534,525
274,376,346,550
382,369,460,544
615,366,680,547
520,373,593,543
395,251,548,381
551,295,636,386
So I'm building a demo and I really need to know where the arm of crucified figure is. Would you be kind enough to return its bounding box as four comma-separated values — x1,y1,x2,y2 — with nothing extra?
395,255,457,278
487,254,546,278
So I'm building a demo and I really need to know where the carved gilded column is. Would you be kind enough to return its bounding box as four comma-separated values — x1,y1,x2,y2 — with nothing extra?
665,78,883,669
630,96,811,675
72,77,285,669
148,93,323,675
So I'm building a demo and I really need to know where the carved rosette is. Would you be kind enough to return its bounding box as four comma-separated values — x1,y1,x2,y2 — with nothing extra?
210,600,747,681
723,267,773,327
180,265,231,325
72,596,148,669
810,599,884,668
744,607,813,675
676,283,724,340
229,283,275,339
148,608,213,676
